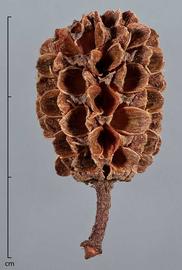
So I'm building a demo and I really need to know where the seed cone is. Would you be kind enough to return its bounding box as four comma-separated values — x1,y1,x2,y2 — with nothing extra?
36,9,166,259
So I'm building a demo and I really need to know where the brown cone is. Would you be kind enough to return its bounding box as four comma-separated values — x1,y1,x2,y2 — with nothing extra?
36,9,166,259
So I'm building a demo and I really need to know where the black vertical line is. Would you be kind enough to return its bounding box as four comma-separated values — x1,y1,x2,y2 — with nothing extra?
7,15,12,260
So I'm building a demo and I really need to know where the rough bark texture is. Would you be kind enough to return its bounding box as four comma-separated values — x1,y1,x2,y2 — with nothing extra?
80,181,113,259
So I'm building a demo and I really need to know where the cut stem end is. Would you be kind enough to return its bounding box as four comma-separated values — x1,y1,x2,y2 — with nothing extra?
80,240,102,259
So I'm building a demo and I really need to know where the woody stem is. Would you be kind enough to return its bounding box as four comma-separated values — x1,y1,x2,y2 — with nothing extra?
80,181,113,259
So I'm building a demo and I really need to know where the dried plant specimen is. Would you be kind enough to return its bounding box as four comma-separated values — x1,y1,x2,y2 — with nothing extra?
36,9,166,259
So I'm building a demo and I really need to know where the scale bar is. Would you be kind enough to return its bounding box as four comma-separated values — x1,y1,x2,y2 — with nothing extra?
7,15,12,259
